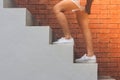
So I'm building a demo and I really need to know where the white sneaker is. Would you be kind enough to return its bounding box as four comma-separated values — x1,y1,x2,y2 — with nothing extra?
53,37,74,44
75,54,96,63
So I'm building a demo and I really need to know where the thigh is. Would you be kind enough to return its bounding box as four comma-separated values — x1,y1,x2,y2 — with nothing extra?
75,11,89,25
54,0,79,11
75,11,88,20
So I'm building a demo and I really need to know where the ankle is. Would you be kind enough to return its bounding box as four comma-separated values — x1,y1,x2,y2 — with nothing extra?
86,54,95,57
64,35,72,39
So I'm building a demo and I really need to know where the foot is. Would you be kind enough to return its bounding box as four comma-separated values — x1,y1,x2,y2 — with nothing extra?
53,37,74,44
75,54,96,63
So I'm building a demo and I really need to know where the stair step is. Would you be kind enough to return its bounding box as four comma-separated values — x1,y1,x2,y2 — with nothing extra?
0,0,15,8
1,8,27,26
49,44,74,63
0,0,4,8
1,8,36,26
72,64,98,80
98,76,116,80
99,79,116,80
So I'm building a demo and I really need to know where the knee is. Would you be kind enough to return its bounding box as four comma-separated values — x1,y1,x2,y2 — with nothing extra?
53,5,60,14
53,5,64,14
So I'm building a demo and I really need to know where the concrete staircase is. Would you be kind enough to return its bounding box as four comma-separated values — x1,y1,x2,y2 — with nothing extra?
0,0,97,80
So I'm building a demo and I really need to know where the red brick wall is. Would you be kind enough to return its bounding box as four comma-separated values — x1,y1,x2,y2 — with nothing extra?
14,0,120,80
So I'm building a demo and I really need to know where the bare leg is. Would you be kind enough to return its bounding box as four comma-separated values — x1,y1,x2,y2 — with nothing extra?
53,0,78,39
75,11,94,56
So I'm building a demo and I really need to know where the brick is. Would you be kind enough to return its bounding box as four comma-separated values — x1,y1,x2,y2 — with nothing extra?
93,0,110,5
107,24,119,29
110,0,120,4
28,0,48,4
108,53,120,57
14,0,28,5
92,29,110,34
108,5,119,10
108,44,120,49
97,58,110,63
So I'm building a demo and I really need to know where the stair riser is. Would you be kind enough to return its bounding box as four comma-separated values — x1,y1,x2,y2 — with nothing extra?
0,0,15,8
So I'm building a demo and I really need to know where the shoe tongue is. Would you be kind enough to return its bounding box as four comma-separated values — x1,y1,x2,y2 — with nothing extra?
84,54,87,57
58,37,63,40
58,37,65,41
84,54,88,59
61,37,65,40
63,37,73,40
81,54,86,59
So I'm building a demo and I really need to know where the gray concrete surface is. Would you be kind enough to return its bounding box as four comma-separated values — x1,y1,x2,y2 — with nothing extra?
0,0,98,80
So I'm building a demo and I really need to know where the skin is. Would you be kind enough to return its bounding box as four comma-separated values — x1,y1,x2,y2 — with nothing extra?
53,0,94,56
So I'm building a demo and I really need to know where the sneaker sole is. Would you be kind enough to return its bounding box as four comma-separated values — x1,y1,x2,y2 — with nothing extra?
75,59,96,63
53,42,74,45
